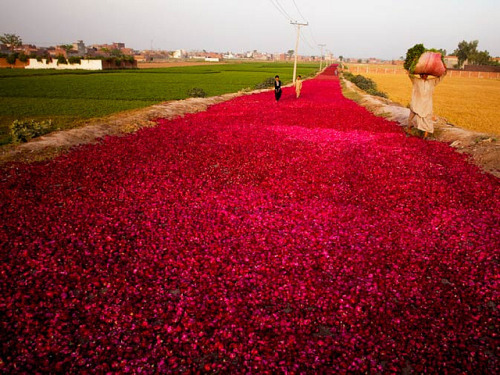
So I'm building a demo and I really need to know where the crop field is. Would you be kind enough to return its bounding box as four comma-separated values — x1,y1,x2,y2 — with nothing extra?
364,73,500,136
0,62,319,145
344,65,500,136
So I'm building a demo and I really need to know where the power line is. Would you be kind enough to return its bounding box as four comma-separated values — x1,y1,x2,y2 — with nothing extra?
267,0,322,58
306,27,319,47
289,0,321,55
291,0,308,23
274,0,294,20
299,30,316,51
267,0,292,21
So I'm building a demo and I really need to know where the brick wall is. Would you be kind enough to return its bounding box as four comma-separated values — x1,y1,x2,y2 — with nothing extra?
101,60,138,70
464,65,500,73
0,58,29,68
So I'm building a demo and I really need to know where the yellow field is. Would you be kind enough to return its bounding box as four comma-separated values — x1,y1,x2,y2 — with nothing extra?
346,64,406,73
350,68,500,136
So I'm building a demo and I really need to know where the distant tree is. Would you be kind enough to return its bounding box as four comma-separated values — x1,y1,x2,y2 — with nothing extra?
0,33,22,51
453,40,498,67
468,50,493,65
6,54,17,65
287,49,294,58
110,49,123,57
339,55,344,62
60,44,74,56
437,48,447,57
453,40,479,68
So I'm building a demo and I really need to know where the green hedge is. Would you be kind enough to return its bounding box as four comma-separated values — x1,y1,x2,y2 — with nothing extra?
10,119,53,143
343,72,387,98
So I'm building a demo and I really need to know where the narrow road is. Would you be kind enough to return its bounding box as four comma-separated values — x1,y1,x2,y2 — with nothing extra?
1,65,498,373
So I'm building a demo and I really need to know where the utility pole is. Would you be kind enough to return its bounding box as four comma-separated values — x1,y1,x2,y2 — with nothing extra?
290,21,308,83
318,44,326,71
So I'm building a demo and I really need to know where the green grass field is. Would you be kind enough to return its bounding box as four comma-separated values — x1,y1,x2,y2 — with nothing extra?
0,62,319,145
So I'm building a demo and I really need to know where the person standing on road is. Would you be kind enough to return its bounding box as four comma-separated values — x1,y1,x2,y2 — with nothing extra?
295,75,303,98
274,75,282,102
407,70,446,138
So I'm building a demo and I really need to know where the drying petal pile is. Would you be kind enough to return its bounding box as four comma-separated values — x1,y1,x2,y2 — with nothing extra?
1,65,499,373
413,52,446,77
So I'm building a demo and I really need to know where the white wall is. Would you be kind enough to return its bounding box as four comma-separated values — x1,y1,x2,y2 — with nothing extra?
26,58,103,70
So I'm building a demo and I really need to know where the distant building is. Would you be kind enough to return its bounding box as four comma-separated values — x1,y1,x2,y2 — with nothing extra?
173,49,187,59
140,50,171,61
277,53,288,61
73,40,86,55
253,51,271,61
16,44,38,55
90,42,130,55
444,55,459,68
47,47,64,57
112,42,125,50
187,50,223,60
121,48,135,55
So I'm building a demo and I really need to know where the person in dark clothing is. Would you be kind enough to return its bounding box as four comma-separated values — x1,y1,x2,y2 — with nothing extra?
274,75,282,102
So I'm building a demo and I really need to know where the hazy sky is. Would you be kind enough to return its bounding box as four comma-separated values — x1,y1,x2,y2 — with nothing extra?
1,0,499,59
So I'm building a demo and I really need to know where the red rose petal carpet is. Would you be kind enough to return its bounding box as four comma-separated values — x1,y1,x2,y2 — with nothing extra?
1,65,498,373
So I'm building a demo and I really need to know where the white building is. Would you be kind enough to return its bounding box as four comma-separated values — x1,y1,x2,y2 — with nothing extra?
73,40,86,55
173,49,187,59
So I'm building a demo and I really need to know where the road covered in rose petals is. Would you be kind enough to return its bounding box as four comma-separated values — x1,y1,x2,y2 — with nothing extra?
1,65,499,373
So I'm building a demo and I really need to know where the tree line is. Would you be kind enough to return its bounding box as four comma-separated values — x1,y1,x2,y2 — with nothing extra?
453,40,498,68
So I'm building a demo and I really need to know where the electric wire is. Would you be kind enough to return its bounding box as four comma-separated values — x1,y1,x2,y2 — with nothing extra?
307,27,320,47
273,0,294,21
290,0,323,55
299,30,316,52
267,0,292,21
267,0,324,56
291,0,308,23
